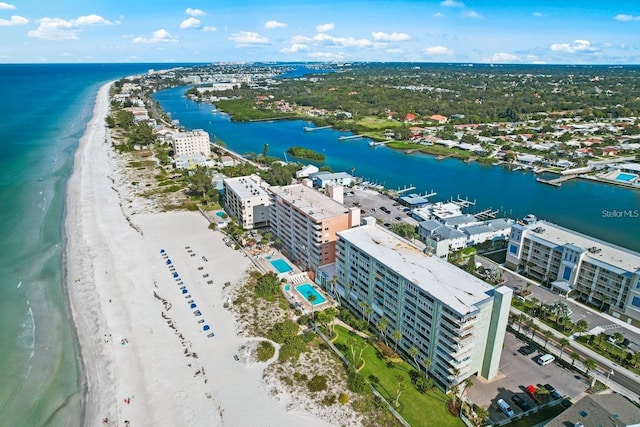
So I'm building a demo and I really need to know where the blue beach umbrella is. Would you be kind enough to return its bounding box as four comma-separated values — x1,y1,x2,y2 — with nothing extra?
190,303,197,308
166,259,172,265
173,272,179,278
182,289,188,294
203,325,210,331
160,249,165,254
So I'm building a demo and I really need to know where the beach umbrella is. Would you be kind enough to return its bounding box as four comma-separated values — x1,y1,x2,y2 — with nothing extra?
173,272,179,278
160,249,165,253
166,259,172,265
203,325,210,331
182,289,188,294
190,303,197,309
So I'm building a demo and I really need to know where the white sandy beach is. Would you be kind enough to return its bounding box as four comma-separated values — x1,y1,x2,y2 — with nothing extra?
65,83,335,427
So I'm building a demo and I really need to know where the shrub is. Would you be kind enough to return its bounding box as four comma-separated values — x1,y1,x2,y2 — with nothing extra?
307,375,328,392
339,392,350,404
294,372,308,382
347,369,368,394
256,341,275,362
322,393,336,406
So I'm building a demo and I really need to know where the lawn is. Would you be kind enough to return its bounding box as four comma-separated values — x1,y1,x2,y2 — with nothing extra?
332,325,464,427
357,116,404,130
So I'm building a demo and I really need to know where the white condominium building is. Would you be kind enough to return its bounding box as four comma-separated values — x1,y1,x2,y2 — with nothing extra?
168,129,211,157
268,183,360,273
319,221,512,388
223,175,270,230
506,220,640,325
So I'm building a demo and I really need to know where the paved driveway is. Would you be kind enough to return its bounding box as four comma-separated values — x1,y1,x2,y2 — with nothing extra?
466,330,589,423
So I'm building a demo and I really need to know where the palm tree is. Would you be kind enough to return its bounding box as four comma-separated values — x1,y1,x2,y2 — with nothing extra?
575,319,588,336
558,337,570,361
364,305,374,324
394,374,406,408
392,329,403,353
308,293,317,321
530,322,539,340
475,407,490,426
358,301,368,321
570,351,580,367
408,346,419,373
542,329,554,348
585,358,597,375
530,297,540,316
376,316,389,345
423,357,432,374
462,378,474,399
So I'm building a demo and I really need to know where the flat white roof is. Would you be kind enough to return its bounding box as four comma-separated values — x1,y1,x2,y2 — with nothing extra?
338,224,493,315
224,176,269,199
269,184,350,221
528,221,640,273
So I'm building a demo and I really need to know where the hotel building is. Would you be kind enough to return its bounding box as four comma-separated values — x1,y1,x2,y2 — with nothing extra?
506,220,640,325
268,183,360,273
168,129,211,158
222,175,270,230
318,220,512,388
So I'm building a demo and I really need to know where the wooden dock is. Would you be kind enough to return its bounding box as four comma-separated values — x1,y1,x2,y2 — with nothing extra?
303,125,332,132
536,174,578,187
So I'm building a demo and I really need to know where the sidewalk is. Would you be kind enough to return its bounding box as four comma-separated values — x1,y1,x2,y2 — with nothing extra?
510,305,640,402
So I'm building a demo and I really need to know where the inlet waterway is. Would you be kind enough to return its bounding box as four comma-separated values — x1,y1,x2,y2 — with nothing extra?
153,86,640,252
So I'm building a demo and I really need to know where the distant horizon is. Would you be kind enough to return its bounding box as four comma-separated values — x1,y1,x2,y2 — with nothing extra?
1,1,639,64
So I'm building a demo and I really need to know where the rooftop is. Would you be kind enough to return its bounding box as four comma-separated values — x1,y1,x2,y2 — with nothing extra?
338,224,494,316
544,394,640,427
224,175,269,199
269,183,351,221
525,220,640,273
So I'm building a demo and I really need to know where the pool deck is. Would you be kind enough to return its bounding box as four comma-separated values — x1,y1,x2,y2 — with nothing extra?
282,281,334,315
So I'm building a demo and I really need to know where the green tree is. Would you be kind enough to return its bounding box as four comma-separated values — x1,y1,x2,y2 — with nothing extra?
392,329,402,353
408,346,419,373
585,358,597,375
394,374,406,408
575,319,589,336
558,337,570,361
543,329,555,349
188,165,212,199
376,316,390,345
570,351,580,367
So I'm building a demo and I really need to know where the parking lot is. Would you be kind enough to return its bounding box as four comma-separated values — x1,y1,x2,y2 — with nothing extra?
343,186,419,227
466,330,589,423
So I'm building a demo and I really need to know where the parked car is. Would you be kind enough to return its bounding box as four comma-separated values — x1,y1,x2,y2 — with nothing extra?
395,216,402,221
542,384,562,400
511,395,531,411
518,344,536,356
497,398,515,417
525,385,537,399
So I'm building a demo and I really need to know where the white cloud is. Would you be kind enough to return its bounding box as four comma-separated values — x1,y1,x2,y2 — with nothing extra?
180,17,201,29
0,2,16,9
440,0,464,7
316,23,334,32
313,33,372,48
550,39,595,53
75,14,113,25
28,14,113,40
371,31,410,42
307,51,345,60
463,10,482,19
488,52,519,62
290,35,312,44
228,31,269,46
424,45,454,55
280,43,307,53
614,14,640,21
433,12,445,18
185,8,205,17
264,20,287,29
202,26,217,32
386,48,403,54
533,12,544,17
132,29,177,44
0,15,27,26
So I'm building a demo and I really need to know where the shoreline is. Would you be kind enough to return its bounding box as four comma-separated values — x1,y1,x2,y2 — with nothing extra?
64,82,337,426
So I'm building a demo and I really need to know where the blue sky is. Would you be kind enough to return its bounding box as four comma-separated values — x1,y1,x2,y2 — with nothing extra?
1,0,639,64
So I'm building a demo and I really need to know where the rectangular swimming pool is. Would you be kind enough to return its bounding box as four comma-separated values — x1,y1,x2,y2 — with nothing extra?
616,173,637,182
270,258,293,273
295,283,326,306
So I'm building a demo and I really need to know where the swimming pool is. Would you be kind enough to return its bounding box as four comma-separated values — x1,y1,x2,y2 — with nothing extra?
270,258,293,273
215,211,226,218
295,283,326,306
616,173,637,182
284,284,291,291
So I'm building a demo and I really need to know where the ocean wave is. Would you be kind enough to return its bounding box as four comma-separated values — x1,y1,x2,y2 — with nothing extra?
19,300,36,379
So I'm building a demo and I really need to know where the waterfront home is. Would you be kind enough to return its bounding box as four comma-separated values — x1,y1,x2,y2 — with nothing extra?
295,164,319,179
308,171,354,188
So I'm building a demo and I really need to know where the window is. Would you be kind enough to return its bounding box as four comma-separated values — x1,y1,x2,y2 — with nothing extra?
631,296,640,308
509,244,518,254
563,266,572,281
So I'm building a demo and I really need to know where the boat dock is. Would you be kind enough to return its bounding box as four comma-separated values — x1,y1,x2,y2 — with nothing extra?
474,208,499,220
303,125,332,132
536,174,578,187
369,141,388,147
338,134,365,141
395,185,417,195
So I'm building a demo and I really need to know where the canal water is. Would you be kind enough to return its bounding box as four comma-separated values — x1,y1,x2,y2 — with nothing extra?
153,87,640,252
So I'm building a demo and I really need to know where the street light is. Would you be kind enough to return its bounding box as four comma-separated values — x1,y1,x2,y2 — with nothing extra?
606,369,614,386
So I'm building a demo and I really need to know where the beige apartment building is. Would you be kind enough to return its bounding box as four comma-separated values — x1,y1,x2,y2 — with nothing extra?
168,129,211,157
223,175,270,230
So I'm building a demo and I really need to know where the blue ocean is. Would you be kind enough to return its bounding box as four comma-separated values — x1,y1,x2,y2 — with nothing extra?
0,63,189,426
